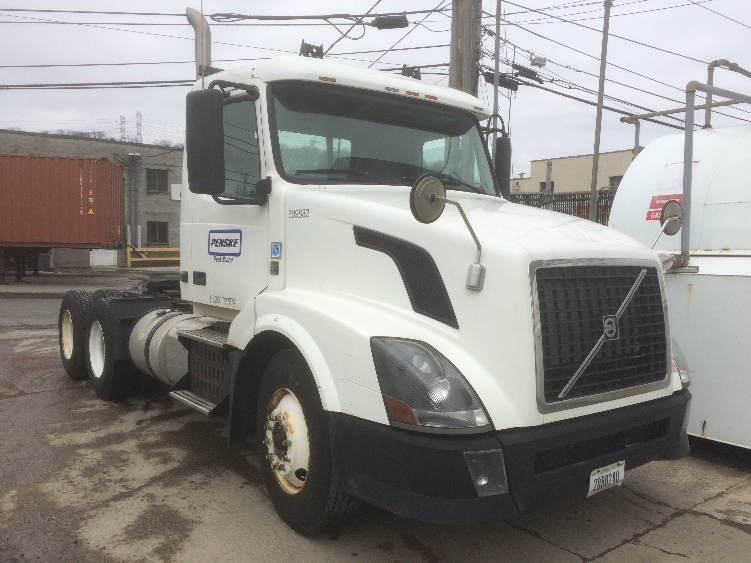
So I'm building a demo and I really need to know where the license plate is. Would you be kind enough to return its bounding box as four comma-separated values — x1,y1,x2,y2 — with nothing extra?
587,460,625,497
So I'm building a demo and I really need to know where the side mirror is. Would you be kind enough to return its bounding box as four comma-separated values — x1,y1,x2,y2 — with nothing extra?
494,136,512,199
410,175,446,224
660,200,683,235
186,89,225,195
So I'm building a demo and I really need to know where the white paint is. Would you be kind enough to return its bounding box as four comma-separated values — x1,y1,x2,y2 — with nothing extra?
610,123,751,448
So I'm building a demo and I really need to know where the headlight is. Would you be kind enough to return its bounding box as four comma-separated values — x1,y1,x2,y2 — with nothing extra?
371,337,491,431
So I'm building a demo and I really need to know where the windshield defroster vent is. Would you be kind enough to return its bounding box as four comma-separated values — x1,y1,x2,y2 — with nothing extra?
354,227,458,329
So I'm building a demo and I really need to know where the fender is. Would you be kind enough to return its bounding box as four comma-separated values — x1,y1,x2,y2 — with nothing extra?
253,313,342,412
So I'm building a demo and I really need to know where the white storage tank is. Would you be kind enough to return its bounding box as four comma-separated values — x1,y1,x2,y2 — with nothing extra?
610,123,751,449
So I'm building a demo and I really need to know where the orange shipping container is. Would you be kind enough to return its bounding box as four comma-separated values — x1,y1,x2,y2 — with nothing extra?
0,155,124,248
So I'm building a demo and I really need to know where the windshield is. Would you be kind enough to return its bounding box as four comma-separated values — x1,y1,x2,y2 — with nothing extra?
270,81,497,196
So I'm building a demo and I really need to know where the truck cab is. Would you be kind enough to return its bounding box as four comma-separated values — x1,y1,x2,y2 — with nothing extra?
59,56,690,535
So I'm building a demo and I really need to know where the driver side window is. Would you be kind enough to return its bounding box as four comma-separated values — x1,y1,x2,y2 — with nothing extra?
223,97,261,197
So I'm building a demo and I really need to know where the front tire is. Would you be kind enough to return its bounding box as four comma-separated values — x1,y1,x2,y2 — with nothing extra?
257,349,359,535
86,297,132,401
59,290,92,380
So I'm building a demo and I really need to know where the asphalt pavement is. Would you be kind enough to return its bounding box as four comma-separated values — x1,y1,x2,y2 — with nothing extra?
2,269,751,561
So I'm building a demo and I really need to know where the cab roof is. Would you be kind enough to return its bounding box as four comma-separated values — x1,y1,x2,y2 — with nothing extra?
201,56,491,120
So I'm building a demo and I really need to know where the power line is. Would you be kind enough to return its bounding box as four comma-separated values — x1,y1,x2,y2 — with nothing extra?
499,19,751,122
686,0,751,30
509,0,717,26
324,0,381,54
209,7,450,23
499,0,709,64
367,0,448,68
0,8,183,16
516,79,685,130
0,44,450,70
2,79,194,90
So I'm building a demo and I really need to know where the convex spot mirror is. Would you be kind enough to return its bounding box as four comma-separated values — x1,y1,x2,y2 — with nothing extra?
660,200,683,236
410,175,446,224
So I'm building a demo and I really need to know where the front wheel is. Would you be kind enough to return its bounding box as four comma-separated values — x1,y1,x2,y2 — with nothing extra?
257,349,359,535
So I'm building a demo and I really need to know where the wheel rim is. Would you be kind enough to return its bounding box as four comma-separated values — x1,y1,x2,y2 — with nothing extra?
61,310,74,360
264,388,310,495
89,321,105,379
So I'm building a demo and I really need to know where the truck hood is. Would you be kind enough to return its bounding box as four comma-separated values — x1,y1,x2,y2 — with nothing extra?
297,185,652,262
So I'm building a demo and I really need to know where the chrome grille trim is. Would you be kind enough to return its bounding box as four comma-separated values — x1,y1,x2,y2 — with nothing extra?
529,259,671,413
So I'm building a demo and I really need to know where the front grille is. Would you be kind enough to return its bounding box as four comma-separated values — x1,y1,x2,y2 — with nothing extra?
536,265,667,404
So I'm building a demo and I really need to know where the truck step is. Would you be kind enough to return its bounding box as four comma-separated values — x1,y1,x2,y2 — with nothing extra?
177,326,230,348
169,389,220,415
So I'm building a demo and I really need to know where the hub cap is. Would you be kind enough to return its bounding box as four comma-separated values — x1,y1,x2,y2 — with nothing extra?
61,310,74,360
264,388,310,495
88,321,105,378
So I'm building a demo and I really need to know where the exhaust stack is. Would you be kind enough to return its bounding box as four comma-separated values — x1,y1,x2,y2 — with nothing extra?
186,7,211,80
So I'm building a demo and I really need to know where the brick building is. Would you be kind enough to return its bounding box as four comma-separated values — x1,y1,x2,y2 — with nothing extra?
0,129,182,268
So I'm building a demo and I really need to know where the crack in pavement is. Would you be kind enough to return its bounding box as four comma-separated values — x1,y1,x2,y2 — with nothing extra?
506,520,587,562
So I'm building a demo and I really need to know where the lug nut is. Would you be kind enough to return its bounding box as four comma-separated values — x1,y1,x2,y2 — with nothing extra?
283,439,292,447
282,455,291,463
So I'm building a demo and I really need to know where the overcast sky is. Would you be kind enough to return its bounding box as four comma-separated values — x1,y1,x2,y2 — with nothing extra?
2,0,750,178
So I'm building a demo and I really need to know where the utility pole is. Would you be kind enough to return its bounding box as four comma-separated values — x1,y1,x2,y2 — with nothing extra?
588,0,612,222
450,0,482,95
492,0,502,161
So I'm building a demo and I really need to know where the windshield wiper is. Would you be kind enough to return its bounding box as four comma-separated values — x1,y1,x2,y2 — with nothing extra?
295,168,386,185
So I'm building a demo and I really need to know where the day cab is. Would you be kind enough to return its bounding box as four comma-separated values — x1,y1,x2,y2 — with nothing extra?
59,56,690,535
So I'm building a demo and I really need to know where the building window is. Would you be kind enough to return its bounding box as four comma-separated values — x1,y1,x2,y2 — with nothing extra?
147,168,168,192
147,221,169,245
609,176,623,189
539,181,554,193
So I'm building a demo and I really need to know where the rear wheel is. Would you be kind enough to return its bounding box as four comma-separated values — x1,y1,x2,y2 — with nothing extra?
86,297,133,401
257,349,359,535
58,290,92,380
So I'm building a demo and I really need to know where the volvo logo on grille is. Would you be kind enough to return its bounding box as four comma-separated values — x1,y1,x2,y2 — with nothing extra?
603,315,619,340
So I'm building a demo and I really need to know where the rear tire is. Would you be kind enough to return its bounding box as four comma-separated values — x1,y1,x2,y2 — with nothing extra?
86,297,132,401
59,290,92,380
257,349,360,535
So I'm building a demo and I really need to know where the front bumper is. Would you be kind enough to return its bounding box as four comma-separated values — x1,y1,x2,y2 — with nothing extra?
330,390,690,525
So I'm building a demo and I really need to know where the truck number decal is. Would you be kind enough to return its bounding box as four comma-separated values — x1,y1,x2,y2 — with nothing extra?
209,294,236,306
288,208,309,219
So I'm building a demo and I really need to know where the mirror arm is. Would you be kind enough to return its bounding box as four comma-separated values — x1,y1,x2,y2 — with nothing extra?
435,196,486,290
438,197,482,263
650,217,677,249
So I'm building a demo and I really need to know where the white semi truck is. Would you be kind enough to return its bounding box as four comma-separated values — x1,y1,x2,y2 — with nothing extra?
57,55,690,535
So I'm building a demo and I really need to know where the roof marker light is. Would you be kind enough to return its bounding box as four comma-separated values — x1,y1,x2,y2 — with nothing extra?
406,91,419,97
319,76,336,83
425,94,437,100
385,87,399,93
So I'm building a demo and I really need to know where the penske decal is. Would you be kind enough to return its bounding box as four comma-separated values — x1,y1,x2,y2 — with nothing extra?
208,229,242,257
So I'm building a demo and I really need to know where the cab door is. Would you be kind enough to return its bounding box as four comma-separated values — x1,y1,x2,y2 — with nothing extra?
187,93,268,312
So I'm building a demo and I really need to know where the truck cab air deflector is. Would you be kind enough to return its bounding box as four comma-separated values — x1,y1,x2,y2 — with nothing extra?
354,226,458,328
